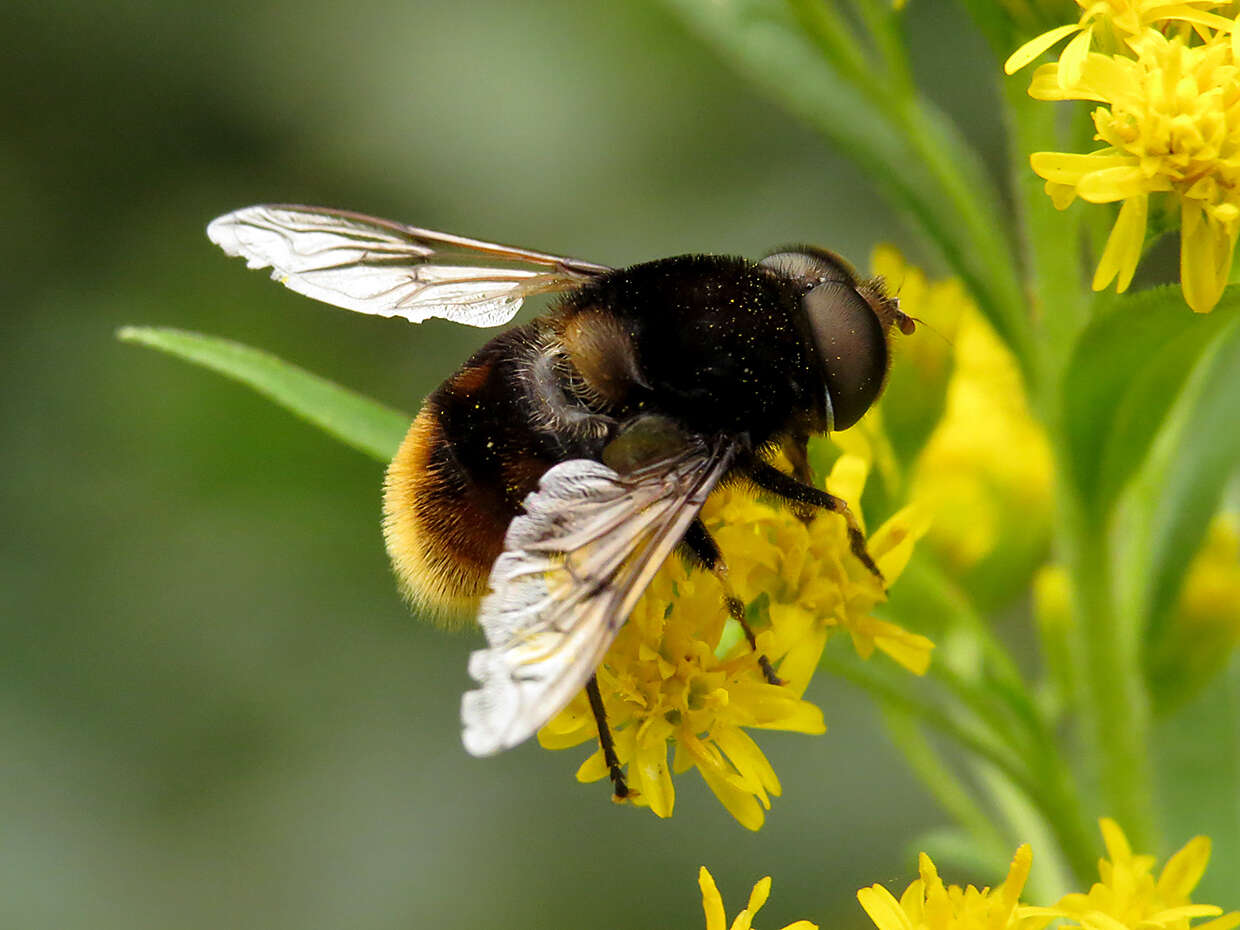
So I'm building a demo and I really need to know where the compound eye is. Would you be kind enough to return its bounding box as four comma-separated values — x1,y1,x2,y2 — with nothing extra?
760,247,857,289
804,281,887,431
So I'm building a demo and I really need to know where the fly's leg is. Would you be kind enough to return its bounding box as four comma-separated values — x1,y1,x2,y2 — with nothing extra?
585,674,629,800
682,519,782,686
781,432,816,523
744,457,885,585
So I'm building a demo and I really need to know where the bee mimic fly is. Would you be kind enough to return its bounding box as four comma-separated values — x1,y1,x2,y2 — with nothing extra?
207,204,914,800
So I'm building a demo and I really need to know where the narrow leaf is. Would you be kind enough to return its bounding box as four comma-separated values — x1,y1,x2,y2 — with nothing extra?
1060,287,1239,518
118,326,411,462
1122,313,1240,634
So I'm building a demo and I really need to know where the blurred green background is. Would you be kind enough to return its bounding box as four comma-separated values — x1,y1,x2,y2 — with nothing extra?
6,1,1021,926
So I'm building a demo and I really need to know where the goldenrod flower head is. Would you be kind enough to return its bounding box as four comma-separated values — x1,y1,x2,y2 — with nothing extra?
1004,1,1234,84
857,845,1044,930
539,455,929,829
699,868,817,930
540,552,825,830
1045,819,1240,930
1026,26,1240,311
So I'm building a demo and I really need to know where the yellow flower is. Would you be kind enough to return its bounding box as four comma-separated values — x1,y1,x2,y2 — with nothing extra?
540,552,826,830
1037,819,1240,930
1026,27,1240,311
1004,0,1234,85
539,454,930,830
858,845,1045,930
698,868,817,930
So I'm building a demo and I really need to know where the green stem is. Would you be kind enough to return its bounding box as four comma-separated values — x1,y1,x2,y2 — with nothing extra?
1001,78,1092,417
892,98,1036,384
891,561,1099,879
821,652,1040,799
851,0,914,98
882,539,1104,875
932,660,1040,761
881,706,1014,862
998,56,1127,882
975,761,1075,902
1061,493,1158,853
1018,721,1100,883
826,649,1099,881
897,558,1042,736
786,0,873,85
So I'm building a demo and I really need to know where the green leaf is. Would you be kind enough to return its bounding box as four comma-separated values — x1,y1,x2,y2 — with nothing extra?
1059,287,1239,519
1120,311,1240,637
660,0,1032,378
118,326,411,463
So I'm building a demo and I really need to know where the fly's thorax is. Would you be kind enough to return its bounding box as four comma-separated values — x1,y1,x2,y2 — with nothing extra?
559,255,824,443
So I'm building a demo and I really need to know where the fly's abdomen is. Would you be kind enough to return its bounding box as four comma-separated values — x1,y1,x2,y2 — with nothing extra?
382,329,561,625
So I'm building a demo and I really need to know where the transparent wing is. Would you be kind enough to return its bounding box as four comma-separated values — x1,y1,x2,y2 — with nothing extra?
461,440,737,756
206,204,611,327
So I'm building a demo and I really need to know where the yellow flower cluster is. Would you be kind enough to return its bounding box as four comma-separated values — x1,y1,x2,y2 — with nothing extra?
1043,819,1240,930
700,822,1236,930
858,844,1038,930
857,820,1238,930
1008,2,1240,311
539,456,931,830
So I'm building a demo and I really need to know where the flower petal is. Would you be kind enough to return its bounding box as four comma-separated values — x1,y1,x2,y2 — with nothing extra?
1157,833,1211,898
714,726,782,797
746,876,772,916
1181,200,1231,312
997,844,1034,909
870,505,931,580
1059,25,1094,88
700,868,727,930
1077,166,1160,203
1099,817,1133,863
858,885,916,930
575,748,610,783
1030,151,1133,184
1005,23,1082,74
1092,194,1148,292
1195,914,1240,930
828,454,870,517
635,723,675,817
697,758,766,830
